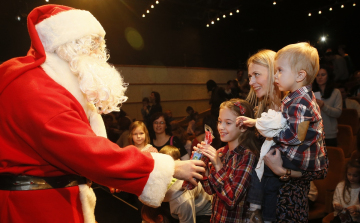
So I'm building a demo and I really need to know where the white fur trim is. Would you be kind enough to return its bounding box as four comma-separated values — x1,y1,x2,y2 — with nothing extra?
41,53,107,137
78,185,97,223
139,153,175,207
35,10,105,53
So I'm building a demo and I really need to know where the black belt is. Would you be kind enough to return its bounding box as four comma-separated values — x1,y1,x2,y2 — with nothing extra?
0,175,90,191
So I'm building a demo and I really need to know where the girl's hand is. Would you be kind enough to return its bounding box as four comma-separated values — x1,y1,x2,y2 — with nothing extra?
236,116,256,127
264,149,285,176
346,205,357,215
316,99,324,108
197,142,223,172
333,202,343,211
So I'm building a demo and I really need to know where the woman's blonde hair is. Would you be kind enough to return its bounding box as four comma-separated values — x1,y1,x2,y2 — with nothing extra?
128,121,150,146
159,145,181,160
246,49,282,118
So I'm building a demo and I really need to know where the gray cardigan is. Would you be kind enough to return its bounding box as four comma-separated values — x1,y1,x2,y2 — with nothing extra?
320,88,342,139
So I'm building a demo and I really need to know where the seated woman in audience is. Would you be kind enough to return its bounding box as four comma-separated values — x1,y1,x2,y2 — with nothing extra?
128,121,157,153
332,159,360,222
149,112,189,160
312,64,342,147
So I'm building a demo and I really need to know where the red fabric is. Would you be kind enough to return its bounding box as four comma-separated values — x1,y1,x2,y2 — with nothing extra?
0,67,155,222
0,5,72,95
0,187,84,223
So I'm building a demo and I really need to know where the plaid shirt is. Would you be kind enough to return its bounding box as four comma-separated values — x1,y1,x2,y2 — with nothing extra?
201,144,256,223
273,85,327,171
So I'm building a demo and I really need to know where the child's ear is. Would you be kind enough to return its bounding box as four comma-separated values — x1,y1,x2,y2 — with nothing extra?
156,214,163,223
240,126,247,133
297,70,307,83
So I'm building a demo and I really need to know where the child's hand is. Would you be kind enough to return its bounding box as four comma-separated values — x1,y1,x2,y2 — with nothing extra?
334,202,343,211
198,142,223,172
346,205,357,215
236,116,256,127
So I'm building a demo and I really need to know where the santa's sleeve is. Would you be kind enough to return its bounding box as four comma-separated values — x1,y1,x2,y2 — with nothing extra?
139,153,174,207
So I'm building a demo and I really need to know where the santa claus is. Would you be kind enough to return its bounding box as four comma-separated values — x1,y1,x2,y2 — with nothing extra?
0,4,205,223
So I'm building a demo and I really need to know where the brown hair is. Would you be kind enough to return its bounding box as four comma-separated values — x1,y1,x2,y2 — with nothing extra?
128,121,150,146
159,145,181,160
219,99,260,157
342,159,360,204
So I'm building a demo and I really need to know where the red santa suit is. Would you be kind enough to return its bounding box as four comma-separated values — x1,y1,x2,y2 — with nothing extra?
0,5,174,223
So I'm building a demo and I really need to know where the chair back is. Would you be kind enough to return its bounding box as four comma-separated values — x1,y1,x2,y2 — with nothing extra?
338,108,359,135
313,146,345,213
337,124,354,158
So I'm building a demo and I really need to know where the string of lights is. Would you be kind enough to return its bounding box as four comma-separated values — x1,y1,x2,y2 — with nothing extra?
206,7,240,27
142,0,160,18
307,0,356,17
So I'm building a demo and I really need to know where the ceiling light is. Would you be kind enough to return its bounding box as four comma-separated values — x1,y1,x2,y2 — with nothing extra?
273,1,276,5
329,7,333,11
156,0,159,4
146,10,150,13
353,3,356,6
211,21,214,24
142,14,145,17
217,17,220,21
229,12,233,16
321,36,326,42
318,10,322,14
341,4,344,8
16,15,21,21
206,24,209,27
223,15,226,18
236,9,240,13
151,5,154,8
308,13,311,16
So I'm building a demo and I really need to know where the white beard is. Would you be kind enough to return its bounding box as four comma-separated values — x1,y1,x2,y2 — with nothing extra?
71,55,128,114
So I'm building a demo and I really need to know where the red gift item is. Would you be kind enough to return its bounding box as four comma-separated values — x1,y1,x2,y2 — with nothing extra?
182,125,213,190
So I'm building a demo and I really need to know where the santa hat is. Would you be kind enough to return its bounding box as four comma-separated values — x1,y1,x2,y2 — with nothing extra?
31,4,106,53
0,4,105,94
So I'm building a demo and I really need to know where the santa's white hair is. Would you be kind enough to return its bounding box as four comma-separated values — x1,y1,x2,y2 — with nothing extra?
55,34,128,114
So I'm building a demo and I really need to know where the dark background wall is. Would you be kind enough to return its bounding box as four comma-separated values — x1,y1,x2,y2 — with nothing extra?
1,0,359,70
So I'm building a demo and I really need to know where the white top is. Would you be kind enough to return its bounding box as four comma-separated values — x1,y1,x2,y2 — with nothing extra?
333,181,360,222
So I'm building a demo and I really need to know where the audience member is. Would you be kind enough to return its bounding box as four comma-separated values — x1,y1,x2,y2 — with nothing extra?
172,125,192,157
103,114,121,143
149,112,189,160
225,80,241,99
149,91,163,115
141,97,151,122
349,70,360,97
206,79,227,118
165,109,175,123
236,69,250,98
142,202,177,223
191,114,222,151
128,121,157,153
243,49,281,222
338,84,360,117
308,181,318,209
240,43,328,222
185,106,198,136
332,160,360,222
313,64,343,147
324,50,349,82
338,44,354,77
116,116,132,147
158,145,212,223
196,99,258,223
